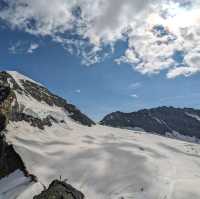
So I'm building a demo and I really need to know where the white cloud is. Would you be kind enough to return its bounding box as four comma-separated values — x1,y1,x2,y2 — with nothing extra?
167,66,200,78
130,94,139,98
0,0,75,36
119,0,200,78
27,43,39,53
75,89,81,93
1,0,200,78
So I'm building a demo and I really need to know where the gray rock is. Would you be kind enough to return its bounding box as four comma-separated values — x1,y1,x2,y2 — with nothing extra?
33,180,84,199
0,133,29,179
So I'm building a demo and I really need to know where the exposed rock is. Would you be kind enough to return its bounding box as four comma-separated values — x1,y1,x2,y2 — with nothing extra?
100,106,200,139
12,113,56,130
33,180,84,199
0,113,6,132
0,133,28,179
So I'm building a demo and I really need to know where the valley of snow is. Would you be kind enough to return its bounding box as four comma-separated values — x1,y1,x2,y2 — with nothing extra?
1,71,200,199
1,121,200,199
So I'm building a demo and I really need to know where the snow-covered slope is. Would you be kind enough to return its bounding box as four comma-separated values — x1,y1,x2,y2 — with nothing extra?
1,71,200,199
4,122,200,199
3,71,95,126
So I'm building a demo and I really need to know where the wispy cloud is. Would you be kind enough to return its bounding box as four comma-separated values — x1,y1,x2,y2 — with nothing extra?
9,41,39,54
75,89,81,93
9,41,22,54
130,94,139,98
129,82,142,89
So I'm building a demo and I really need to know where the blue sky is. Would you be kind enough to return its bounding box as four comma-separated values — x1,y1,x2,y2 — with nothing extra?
0,0,200,121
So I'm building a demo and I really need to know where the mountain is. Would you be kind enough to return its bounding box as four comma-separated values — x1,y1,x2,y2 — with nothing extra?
0,71,95,128
0,71,94,198
0,71,200,199
100,106,200,142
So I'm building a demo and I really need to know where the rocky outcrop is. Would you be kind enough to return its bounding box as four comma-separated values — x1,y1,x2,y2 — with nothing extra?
12,113,57,130
33,180,84,199
100,106,200,139
0,133,28,179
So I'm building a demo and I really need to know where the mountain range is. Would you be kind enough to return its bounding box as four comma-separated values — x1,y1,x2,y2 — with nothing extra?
0,71,200,199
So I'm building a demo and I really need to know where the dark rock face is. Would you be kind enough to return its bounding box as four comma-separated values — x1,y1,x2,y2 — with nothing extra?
0,113,6,132
33,180,84,199
12,113,56,130
0,133,27,179
0,71,22,93
100,106,200,139
0,86,10,102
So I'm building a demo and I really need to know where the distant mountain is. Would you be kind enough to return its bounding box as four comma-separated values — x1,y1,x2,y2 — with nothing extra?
100,106,200,142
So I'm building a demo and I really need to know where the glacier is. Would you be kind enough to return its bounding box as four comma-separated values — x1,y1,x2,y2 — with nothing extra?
0,71,200,199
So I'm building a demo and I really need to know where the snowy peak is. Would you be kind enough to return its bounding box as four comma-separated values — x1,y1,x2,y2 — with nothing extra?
0,71,95,127
100,106,200,142
7,71,43,87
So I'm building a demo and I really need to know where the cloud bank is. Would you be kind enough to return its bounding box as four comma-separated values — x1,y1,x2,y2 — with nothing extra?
1,0,200,78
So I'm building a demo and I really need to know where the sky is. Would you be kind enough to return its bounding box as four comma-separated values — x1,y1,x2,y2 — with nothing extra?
0,0,200,121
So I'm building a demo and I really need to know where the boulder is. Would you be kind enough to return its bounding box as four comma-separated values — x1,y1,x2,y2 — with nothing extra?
33,180,84,199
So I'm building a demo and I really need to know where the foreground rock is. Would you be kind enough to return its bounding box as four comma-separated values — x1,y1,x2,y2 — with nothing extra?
33,180,84,199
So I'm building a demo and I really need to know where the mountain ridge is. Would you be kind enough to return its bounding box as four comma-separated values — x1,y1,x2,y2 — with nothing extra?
0,71,95,127
100,106,200,142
